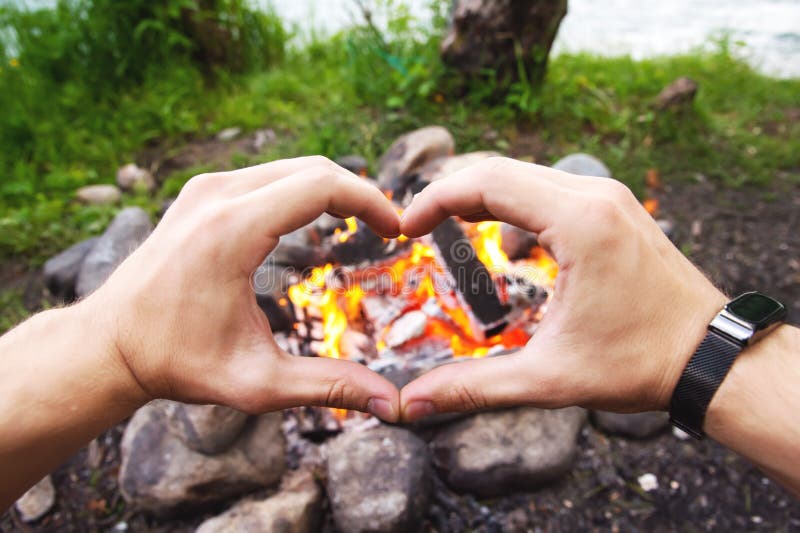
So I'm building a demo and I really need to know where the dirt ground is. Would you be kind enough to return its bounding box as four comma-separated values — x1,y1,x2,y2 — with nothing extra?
1,152,799,531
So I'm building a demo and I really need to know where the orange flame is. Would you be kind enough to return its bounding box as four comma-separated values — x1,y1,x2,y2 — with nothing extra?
473,221,509,269
643,198,659,217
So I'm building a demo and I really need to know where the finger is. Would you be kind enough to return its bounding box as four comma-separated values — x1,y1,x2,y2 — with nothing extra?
400,158,574,238
233,166,401,243
399,351,558,422
221,156,358,197
459,212,496,223
277,356,401,422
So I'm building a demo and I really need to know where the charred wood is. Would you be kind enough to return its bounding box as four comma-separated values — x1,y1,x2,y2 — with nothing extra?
430,217,508,339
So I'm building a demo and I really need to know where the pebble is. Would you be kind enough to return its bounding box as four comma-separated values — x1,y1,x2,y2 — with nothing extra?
15,475,56,522
116,163,155,192
216,127,242,141
672,426,690,440
637,473,659,492
75,184,121,205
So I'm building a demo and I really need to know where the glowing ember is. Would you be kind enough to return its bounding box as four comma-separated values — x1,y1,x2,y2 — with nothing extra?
336,216,359,243
643,198,659,216
287,220,558,363
286,218,559,420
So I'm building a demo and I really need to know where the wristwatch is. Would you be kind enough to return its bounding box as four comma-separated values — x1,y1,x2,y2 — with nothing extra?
669,291,786,439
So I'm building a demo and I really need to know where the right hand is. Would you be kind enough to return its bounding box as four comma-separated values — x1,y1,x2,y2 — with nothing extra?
399,157,727,421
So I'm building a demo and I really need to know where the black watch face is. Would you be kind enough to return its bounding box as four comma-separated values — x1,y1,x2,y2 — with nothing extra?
727,292,786,329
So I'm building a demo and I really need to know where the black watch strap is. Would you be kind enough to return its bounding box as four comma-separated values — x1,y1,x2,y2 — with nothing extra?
669,330,743,439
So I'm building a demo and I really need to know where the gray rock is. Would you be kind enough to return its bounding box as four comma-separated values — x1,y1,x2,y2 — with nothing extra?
164,402,250,455
195,468,322,533
416,151,502,184
655,77,698,110
15,475,55,522
326,425,431,533
75,207,153,297
656,218,676,242
552,153,611,178
252,259,296,333
216,127,242,142
500,223,538,260
311,213,348,239
593,411,670,439
442,0,567,85
431,406,585,498
119,401,286,515
116,163,156,192
43,237,99,301
252,128,276,152
377,126,455,193
269,226,329,268
336,155,369,176
75,184,122,205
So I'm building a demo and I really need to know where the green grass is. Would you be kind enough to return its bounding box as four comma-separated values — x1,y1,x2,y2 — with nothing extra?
1,1,798,269
0,289,29,335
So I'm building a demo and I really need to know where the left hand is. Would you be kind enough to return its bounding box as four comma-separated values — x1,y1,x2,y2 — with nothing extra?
84,157,402,421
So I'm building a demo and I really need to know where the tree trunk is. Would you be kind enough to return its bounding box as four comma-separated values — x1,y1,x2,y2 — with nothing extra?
441,0,568,87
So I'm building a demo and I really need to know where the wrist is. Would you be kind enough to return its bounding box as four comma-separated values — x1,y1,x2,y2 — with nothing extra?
63,299,151,409
705,324,799,438
654,284,728,410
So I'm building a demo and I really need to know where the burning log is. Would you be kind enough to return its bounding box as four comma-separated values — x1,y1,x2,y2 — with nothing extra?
329,219,410,265
430,217,508,339
360,295,406,332
384,310,427,348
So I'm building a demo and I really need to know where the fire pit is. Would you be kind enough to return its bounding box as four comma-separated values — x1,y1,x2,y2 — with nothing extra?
116,128,669,532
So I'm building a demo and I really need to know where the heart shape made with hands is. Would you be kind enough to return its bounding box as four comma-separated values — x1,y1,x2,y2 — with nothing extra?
104,155,724,428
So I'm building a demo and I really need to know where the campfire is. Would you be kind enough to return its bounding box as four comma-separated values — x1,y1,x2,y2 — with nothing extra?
259,183,558,424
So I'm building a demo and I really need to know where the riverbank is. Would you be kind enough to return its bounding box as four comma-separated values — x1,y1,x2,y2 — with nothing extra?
1,4,799,313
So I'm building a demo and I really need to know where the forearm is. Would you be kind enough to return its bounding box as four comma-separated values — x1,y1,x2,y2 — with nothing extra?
705,324,800,496
0,301,146,509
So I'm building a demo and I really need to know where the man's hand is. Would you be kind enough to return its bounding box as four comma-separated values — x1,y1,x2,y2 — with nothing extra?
86,156,401,420
399,157,727,421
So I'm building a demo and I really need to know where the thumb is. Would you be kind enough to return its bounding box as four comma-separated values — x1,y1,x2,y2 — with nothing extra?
276,355,401,422
399,349,560,422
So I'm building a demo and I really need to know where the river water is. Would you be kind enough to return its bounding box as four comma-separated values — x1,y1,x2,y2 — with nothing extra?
266,0,800,78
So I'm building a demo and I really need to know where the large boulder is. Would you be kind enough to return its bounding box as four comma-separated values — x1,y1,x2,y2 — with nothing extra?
441,0,567,85
43,237,99,301
326,425,432,533
416,151,502,184
119,401,286,515
163,402,250,455
593,411,670,439
551,153,611,178
377,126,455,195
76,207,153,297
431,406,585,498
195,468,322,533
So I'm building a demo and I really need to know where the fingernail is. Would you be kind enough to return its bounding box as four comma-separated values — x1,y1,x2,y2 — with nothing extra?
404,400,436,422
367,398,396,421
